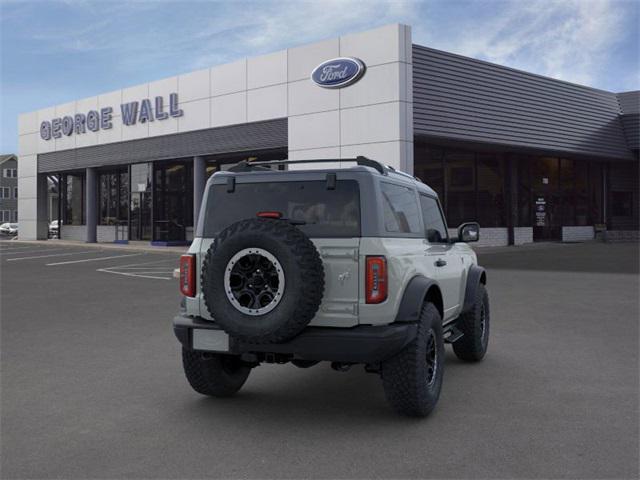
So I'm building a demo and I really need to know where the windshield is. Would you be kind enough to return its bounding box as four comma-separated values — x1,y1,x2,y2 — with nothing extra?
204,180,360,238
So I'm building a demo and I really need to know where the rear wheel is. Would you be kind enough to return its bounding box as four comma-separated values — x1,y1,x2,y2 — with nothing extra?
182,348,251,397
381,302,444,417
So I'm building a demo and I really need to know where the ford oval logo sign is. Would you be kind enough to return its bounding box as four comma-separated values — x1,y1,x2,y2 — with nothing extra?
311,57,366,89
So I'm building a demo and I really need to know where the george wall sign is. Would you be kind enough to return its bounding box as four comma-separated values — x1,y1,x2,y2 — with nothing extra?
311,57,366,89
40,93,184,140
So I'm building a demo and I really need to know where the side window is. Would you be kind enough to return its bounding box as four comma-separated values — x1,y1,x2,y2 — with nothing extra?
420,195,448,243
380,182,421,234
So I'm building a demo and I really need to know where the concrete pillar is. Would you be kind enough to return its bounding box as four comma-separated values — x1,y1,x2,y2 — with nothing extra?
193,156,206,228
507,157,518,246
36,174,49,239
85,167,97,243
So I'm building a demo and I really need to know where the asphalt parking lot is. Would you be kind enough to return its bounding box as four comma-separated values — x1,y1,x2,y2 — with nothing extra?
1,240,638,479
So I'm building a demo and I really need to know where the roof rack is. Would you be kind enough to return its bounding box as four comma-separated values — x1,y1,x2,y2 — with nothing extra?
228,156,386,175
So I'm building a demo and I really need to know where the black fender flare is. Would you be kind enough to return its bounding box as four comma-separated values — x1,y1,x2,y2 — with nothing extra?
394,275,442,323
462,265,487,313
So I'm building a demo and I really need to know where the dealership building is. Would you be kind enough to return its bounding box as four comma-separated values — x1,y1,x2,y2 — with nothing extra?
17,24,639,246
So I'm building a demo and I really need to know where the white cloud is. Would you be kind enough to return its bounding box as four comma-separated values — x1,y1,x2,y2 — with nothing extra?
414,0,636,89
188,0,418,69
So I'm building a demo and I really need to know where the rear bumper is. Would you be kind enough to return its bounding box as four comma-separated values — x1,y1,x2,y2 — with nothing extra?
173,314,417,364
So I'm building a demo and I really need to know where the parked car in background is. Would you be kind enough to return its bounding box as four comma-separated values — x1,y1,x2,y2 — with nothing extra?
0,223,18,236
49,220,60,238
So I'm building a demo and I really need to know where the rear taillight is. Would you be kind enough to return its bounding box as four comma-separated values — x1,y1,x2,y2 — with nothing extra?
257,211,282,219
365,256,387,304
179,254,196,297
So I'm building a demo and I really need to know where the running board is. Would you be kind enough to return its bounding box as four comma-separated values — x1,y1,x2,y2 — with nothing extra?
444,326,464,344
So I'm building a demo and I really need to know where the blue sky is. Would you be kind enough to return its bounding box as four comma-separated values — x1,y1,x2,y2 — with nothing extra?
1,0,638,153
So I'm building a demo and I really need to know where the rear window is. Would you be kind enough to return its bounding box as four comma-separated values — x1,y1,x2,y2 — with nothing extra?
204,180,360,237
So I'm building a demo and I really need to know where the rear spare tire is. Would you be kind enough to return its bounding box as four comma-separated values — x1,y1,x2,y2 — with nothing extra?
202,218,324,344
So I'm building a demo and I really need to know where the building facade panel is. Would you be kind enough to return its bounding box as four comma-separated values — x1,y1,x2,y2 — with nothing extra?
36,119,288,173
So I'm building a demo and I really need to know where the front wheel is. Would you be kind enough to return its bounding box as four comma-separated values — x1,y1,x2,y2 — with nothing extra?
381,303,445,417
182,349,251,397
452,283,490,362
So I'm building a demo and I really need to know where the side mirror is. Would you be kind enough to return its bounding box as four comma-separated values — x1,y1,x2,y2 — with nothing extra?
457,222,480,243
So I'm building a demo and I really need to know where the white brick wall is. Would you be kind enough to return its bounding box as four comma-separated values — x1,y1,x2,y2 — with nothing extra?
60,225,86,241
514,227,533,245
447,227,509,247
562,226,594,242
604,230,640,242
96,225,129,243
476,228,508,247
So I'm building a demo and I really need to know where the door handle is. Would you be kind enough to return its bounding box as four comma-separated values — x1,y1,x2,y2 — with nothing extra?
435,259,447,267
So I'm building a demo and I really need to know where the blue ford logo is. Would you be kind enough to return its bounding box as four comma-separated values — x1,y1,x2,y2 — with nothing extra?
311,57,366,89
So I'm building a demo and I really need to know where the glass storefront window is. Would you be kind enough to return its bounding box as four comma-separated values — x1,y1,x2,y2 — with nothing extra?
477,154,505,227
516,157,532,227
119,171,129,221
62,173,85,225
154,161,192,241
574,161,589,226
98,169,128,225
559,158,576,226
589,162,604,225
414,141,610,236
414,145,444,200
608,162,639,230
444,151,476,227
130,163,152,193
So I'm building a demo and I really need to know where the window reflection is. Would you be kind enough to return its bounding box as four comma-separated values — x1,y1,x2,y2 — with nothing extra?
62,173,84,225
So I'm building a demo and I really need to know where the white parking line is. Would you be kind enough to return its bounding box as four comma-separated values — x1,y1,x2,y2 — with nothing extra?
97,259,176,280
97,269,173,280
6,250,99,262
1,248,70,256
47,253,143,266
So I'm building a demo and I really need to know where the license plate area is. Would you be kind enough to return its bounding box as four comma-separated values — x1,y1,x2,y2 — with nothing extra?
192,329,229,352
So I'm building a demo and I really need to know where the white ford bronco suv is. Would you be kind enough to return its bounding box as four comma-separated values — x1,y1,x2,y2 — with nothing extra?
174,157,489,417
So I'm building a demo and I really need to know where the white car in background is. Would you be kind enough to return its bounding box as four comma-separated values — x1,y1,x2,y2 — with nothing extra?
0,223,18,236
49,220,60,238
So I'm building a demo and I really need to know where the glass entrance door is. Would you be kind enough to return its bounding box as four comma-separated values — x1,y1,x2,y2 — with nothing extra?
129,163,152,241
153,161,192,242
130,192,152,241
532,157,561,241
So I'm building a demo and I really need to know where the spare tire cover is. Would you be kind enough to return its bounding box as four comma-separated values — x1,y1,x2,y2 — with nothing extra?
202,218,325,343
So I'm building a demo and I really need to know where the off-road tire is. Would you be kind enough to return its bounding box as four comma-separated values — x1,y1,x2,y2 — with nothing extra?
201,218,324,344
182,348,251,397
453,283,490,362
381,303,444,417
